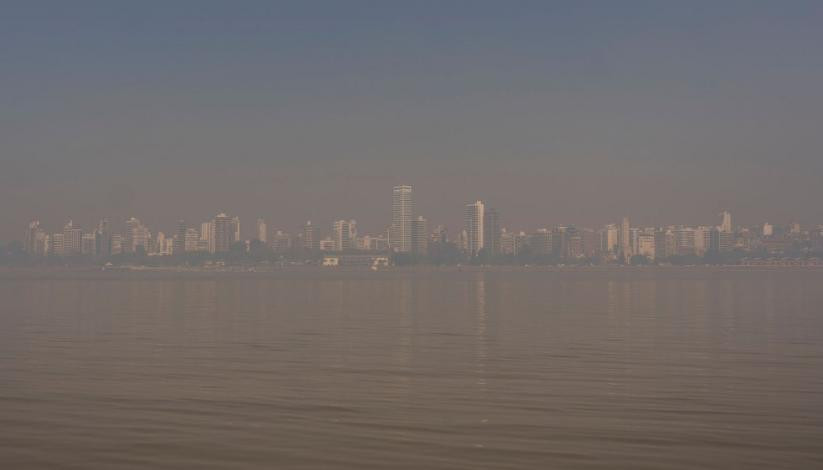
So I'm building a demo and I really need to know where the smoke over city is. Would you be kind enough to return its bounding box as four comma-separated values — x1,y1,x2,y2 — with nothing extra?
2,2,823,241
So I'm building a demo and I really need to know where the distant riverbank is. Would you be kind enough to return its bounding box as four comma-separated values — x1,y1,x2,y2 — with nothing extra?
2,264,823,281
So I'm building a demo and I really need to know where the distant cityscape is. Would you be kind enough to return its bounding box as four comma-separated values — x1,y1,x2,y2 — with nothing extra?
7,185,823,267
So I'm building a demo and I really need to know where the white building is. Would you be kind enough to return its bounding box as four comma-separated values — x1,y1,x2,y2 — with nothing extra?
464,200,485,256
720,211,732,233
256,218,267,243
391,185,413,253
332,219,357,251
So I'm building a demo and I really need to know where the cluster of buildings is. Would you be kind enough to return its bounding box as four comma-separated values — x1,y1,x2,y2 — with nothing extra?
19,185,823,264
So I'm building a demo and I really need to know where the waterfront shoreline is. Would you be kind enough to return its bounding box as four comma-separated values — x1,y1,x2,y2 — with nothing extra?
3,264,823,281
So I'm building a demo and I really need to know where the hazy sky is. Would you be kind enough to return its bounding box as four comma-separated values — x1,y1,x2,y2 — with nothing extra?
2,1,823,240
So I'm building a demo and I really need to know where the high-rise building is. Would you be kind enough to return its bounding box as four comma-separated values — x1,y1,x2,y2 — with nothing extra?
319,238,336,251
673,227,697,256
154,232,174,256
391,185,414,253
50,233,64,256
763,223,774,237
430,225,448,245
232,217,241,243
720,211,732,233
500,229,516,256
95,218,112,257
33,230,49,256
332,219,357,251
197,222,211,252
483,207,500,256
111,234,122,255
63,220,83,256
256,218,267,243
153,232,166,255
620,217,632,262
212,213,235,253
637,232,656,260
272,230,292,252
694,226,714,256
81,233,96,256
654,229,668,260
411,216,428,255
552,226,567,258
162,236,174,256
464,200,485,256
303,221,317,250
24,221,42,254
124,217,150,254
564,226,584,259
174,220,187,254
530,228,552,255
581,228,599,258
457,229,469,253
718,230,733,253
602,224,619,255
184,228,200,252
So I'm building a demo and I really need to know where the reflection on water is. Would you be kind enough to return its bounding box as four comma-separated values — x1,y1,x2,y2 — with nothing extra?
1,271,823,469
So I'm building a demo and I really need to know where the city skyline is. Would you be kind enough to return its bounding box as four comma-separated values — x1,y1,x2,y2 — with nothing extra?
14,183,823,266
3,2,823,240
8,183,818,244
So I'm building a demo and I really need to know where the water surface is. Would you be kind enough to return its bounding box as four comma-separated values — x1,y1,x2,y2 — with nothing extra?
1,270,822,469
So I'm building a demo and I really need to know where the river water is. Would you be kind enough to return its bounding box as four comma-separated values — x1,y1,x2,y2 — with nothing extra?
1,270,822,469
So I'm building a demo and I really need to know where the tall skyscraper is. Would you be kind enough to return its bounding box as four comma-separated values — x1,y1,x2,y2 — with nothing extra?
95,218,112,257
232,216,241,242
256,218,267,243
720,211,732,233
174,220,187,254
411,216,428,255
391,185,414,253
483,207,500,256
212,213,235,253
602,224,619,255
32,229,49,256
153,232,166,255
464,200,485,256
303,221,317,250
24,220,41,254
620,216,632,262
200,221,213,252
124,217,150,254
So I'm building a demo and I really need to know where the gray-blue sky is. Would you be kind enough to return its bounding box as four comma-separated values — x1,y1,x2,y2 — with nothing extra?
2,1,823,239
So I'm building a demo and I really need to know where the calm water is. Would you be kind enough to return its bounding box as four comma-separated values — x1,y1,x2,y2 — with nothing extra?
1,270,822,469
